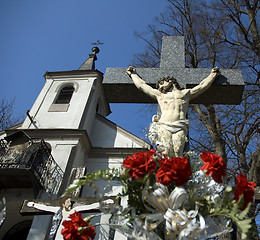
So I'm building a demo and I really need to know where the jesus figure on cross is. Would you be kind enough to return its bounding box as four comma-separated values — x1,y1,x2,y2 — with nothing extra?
27,197,114,239
126,66,220,157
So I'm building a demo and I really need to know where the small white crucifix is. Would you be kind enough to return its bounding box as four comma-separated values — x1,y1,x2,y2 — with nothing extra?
22,196,114,240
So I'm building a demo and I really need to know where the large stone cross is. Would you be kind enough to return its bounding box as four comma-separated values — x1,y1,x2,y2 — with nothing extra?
103,36,244,104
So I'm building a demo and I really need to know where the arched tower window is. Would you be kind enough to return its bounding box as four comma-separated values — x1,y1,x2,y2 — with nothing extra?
48,84,77,112
55,85,75,104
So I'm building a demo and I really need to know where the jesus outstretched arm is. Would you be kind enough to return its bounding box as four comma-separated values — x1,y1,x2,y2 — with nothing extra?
27,202,60,213
190,67,220,100
126,66,160,100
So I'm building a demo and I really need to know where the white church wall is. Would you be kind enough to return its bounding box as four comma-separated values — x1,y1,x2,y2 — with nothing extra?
70,73,111,135
114,130,143,148
86,157,110,172
90,118,117,147
70,142,88,167
86,157,124,172
78,80,105,135
22,80,53,129
43,135,89,170
53,144,75,171
90,115,147,149
22,77,97,130
46,139,78,172
81,157,124,197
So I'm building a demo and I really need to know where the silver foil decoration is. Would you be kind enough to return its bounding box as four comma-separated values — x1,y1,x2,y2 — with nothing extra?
0,197,6,227
48,208,62,240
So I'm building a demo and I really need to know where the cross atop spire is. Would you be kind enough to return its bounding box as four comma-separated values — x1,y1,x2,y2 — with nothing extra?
91,40,104,47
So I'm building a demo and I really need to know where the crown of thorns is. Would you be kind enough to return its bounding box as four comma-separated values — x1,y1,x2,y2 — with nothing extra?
156,76,181,89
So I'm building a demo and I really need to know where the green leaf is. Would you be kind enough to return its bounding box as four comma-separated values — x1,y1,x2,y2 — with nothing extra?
238,202,251,220
236,218,252,235
209,197,252,238
62,168,124,196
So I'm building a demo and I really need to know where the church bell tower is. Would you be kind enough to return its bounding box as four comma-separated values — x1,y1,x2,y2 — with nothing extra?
22,47,110,135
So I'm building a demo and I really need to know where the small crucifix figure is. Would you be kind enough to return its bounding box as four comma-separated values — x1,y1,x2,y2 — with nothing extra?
22,197,114,240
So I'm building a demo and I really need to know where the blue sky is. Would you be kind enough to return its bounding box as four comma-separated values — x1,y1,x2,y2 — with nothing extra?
0,0,168,139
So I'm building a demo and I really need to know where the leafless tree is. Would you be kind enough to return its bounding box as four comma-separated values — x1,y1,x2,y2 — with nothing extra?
131,0,260,238
0,98,23,131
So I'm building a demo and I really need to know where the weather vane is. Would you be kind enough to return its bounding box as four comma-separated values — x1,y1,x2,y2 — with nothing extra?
91,40,103,54
91,40,104,47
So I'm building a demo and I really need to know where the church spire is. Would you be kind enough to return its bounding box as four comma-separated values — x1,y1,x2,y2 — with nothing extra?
78,46,100,70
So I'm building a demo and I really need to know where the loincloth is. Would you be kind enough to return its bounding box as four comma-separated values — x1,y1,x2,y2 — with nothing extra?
148,117,189,144
157,120,189,135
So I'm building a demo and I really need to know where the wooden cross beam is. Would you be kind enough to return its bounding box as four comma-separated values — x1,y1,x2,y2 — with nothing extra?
103,36,244,104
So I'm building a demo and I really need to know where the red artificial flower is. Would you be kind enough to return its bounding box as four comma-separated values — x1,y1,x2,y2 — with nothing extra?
122,149,157,179
156,156,192,186
200,152,226,183
235,173,256,210
61,211,96,240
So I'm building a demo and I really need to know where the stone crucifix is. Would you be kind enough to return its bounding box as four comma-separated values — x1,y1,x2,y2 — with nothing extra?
103,36,244,156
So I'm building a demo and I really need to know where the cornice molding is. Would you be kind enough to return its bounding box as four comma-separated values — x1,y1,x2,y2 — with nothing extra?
4,129,92,153
89,147,151,158
44,70,103,80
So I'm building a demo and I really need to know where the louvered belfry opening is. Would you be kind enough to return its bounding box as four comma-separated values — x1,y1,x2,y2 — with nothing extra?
55,85,75,104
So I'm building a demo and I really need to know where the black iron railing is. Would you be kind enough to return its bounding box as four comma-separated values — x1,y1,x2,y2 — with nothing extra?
0,139,63,195
0,139,8,156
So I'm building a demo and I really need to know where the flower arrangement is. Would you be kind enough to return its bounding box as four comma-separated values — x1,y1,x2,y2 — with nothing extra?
63,150,256,240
